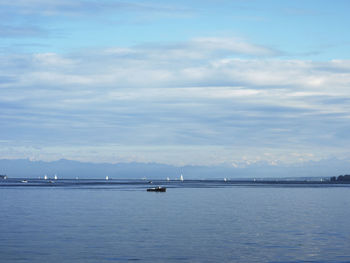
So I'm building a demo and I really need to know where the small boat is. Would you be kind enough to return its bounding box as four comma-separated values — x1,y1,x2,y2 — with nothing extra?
21,180,28,183
147,186,166,192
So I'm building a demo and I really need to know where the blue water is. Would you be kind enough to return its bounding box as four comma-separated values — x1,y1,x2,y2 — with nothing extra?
1,179,350,262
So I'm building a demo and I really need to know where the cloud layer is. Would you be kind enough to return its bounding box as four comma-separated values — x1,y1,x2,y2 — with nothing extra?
1,36,350,165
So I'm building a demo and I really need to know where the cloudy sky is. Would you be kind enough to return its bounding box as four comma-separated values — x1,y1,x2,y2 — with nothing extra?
1,0,350,166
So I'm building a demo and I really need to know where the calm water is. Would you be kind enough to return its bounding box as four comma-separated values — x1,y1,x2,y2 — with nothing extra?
1,179,350,263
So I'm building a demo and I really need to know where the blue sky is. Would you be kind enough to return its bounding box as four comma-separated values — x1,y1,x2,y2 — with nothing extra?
1,0,350,166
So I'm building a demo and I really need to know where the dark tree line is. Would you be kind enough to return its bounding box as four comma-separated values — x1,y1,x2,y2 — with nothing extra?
330,174,350,182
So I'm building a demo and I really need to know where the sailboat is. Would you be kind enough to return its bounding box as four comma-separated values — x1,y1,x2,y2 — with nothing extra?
105,176,109,181
180,174,184,181
54,174,58,180
166,177,170,181
44,175,48,180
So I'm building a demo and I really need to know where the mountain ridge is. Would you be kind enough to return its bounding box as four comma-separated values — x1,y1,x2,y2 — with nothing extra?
1,158,350,179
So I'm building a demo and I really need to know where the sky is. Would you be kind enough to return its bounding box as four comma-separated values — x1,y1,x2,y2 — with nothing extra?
1,0,350,167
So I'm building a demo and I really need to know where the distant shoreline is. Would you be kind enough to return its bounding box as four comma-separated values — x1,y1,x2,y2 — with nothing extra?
1,177,350,187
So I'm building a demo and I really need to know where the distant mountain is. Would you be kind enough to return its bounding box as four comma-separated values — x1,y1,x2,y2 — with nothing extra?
0,159,179,179
182,158,350,179
0,158,349,179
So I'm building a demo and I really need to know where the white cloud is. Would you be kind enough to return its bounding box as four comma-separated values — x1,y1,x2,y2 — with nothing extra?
1,37,350,165
191,37,278,56
33,52,76,67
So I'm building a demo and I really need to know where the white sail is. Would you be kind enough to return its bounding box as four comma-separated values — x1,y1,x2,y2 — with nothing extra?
44,175,48,180
180,174,184,181
54,174,58,180
106,176,109,180
166,177,170,181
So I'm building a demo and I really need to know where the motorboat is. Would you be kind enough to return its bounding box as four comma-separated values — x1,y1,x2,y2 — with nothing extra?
147,186,166,192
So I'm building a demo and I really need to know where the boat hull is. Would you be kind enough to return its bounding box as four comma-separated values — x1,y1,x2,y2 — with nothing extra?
147,187,166,192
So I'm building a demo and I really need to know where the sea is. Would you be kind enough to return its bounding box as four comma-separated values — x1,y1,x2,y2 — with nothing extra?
1,178,350,263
